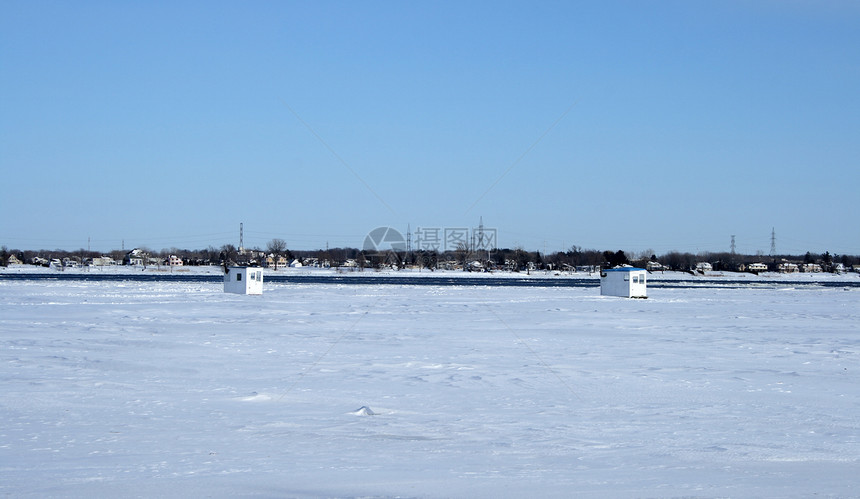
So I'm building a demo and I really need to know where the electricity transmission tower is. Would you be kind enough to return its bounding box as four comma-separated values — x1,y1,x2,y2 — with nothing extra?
770,228,776,257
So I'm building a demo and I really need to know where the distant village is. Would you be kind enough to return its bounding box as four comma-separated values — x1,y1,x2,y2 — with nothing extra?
2,242,858,275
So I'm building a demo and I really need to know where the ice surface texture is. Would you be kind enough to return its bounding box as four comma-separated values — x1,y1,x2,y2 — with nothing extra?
1,279,858,497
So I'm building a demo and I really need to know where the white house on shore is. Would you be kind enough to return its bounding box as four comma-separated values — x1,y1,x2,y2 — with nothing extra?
223,267,263,295
600,267,648,298
801,263,822,272
646,261,666,271
90,256,116,266
695,262,712,273
778,262,799,273
747,262,768,273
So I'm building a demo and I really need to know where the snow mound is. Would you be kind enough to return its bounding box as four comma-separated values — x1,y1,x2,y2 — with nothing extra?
351,406,376,416
238,392,273,402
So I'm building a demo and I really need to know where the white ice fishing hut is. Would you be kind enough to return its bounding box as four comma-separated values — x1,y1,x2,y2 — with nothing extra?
600,267,647,298
224,267,263,295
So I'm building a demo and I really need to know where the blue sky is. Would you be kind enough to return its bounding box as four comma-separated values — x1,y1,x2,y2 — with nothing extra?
2,1,858,256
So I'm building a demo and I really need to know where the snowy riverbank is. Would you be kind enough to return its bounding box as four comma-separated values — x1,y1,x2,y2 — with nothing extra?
3,263,859,284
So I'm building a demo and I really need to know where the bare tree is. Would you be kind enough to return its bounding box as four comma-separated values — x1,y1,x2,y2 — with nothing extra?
266,238,287,255
454,241,470,270
220,244,238,265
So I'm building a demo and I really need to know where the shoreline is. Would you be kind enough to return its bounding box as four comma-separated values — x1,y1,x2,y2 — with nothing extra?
2,263,858,283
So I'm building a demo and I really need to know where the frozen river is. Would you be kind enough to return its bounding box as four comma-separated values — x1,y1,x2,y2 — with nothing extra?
1,278,858,497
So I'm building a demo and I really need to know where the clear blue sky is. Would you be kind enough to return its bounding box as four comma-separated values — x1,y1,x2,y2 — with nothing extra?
2,1,858,256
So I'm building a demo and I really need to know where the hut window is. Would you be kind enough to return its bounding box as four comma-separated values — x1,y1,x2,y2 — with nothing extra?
237,274,242,281
632,275,638,284
623,274,629,281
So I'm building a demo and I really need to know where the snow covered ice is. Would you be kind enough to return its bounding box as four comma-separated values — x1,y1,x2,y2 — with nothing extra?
1,276,858,497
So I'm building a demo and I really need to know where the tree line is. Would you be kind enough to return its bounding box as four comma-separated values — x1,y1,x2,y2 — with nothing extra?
2,241,857,273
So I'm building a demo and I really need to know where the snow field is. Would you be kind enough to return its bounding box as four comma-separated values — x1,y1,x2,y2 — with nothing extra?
1,280,858,498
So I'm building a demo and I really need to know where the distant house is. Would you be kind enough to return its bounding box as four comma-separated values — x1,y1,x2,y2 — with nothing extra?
695,262,712,273
778,262,799,273
440,260,463,271
7,254,22,265
91,256,116,266
289,259,303,268
264,255,288,270
801,263,822,273
168,255,183,266
125,249,146,266
646,261,665,271
747,262,768,273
